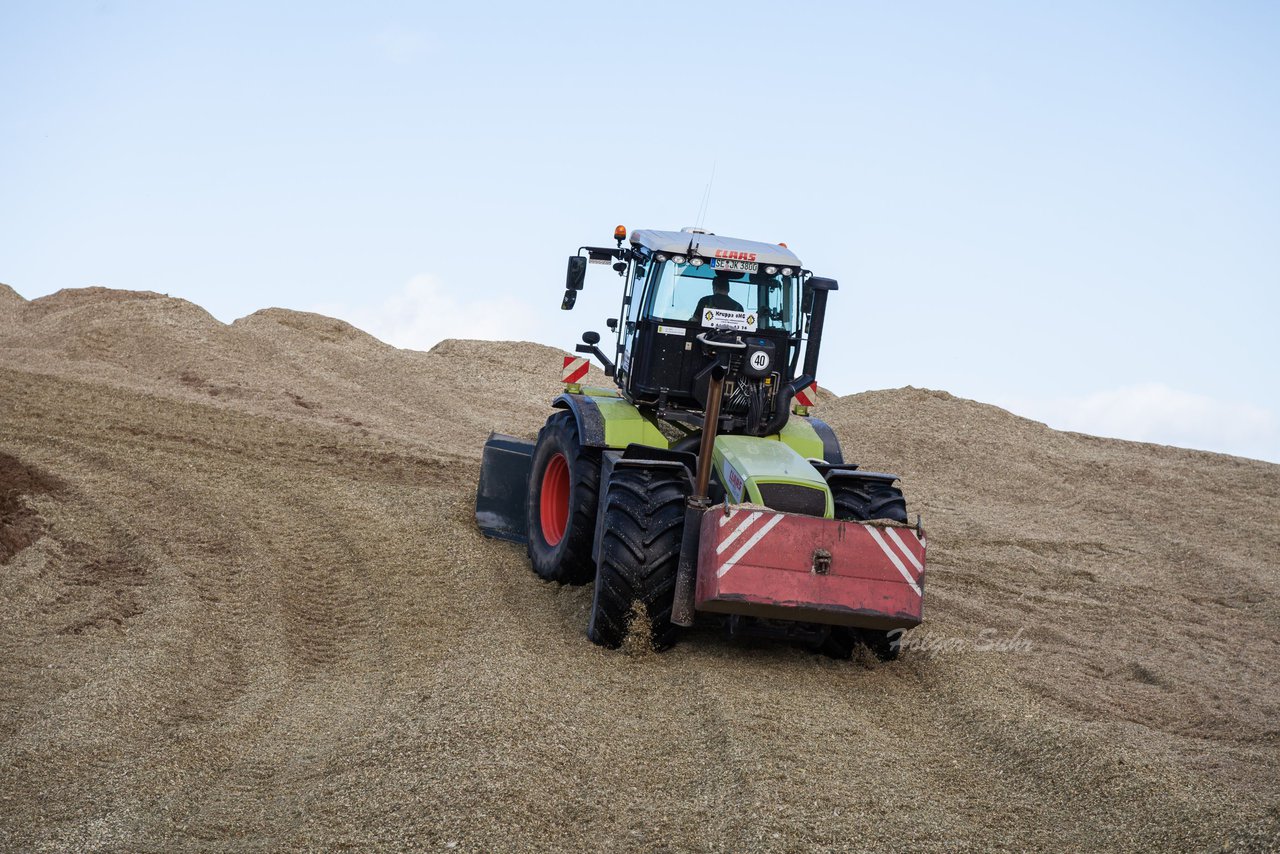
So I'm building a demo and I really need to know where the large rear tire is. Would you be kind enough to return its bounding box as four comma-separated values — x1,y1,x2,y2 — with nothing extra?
820,476,909,660
587,467,688,650
526,411,600,584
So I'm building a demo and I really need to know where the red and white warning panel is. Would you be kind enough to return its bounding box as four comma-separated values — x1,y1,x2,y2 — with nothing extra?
794,382,818,408
695,506,925,629
561,356,589,385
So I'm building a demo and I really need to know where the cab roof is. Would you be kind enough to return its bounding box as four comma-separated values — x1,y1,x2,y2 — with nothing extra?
629,228,802,267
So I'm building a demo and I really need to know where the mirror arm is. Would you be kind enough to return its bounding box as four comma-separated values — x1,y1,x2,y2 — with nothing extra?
575,342,616,377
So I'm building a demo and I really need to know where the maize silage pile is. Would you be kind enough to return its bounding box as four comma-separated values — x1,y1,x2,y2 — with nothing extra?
1,285,1277,852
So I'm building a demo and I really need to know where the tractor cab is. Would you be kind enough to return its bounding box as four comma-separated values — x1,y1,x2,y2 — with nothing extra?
563,227,834,436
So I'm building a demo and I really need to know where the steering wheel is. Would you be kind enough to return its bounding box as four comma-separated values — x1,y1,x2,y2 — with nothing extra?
696,331,747,351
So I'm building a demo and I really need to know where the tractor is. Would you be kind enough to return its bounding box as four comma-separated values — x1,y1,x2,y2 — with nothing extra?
475,225,925,659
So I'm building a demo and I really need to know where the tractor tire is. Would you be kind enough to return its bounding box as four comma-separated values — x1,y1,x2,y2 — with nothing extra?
817,627,857,660
819,477,910,660
831,478,909,524
818,627,901,661
587,467,689,650
526,411,601,585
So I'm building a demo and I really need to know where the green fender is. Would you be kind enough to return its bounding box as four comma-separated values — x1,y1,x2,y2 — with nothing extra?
775,416,827,461
552,392,669,450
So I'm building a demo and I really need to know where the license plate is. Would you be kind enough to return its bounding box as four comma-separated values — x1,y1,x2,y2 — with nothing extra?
711,258,758,274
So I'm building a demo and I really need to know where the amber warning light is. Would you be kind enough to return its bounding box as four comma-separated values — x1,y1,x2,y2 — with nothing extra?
614,224,628,242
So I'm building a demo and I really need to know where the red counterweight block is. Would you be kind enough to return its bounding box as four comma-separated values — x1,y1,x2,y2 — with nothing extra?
694,506,925,630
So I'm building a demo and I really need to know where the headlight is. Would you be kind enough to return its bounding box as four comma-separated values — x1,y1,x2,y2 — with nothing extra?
689,257,704,267
764,265,778,275
673,255,686,264
781,267,793,276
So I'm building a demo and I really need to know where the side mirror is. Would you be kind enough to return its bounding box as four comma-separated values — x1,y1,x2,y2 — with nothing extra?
566,255,587,291
582,330,601,345
606,318,618,330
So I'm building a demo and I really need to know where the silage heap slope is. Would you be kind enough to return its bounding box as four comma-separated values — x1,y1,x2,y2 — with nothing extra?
0,285,572,452
1,285,1277,853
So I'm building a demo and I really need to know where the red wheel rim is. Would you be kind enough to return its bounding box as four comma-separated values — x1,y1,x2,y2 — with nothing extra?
539,452,570,546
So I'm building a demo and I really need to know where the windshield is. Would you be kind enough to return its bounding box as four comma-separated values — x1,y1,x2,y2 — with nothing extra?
645,259,800,333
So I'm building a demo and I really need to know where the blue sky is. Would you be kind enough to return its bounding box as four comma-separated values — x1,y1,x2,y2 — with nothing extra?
2,1,1278,461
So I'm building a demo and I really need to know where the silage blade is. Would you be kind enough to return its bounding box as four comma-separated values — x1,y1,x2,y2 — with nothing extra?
474,433,534,543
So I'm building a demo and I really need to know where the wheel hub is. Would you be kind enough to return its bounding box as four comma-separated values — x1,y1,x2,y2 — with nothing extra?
539,452,570,546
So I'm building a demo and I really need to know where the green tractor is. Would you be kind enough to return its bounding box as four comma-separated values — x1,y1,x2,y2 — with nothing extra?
476,226,925,658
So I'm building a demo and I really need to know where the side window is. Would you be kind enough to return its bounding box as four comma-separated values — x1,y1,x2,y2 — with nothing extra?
627,260,649,329
620,256,651,381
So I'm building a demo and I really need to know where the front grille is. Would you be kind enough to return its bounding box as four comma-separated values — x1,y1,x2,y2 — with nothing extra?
756,483,827,516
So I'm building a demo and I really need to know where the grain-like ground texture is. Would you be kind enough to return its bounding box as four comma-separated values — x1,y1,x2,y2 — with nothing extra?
1,285,1277,853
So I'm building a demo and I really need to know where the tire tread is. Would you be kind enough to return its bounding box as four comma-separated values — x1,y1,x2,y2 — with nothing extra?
588,468,688,650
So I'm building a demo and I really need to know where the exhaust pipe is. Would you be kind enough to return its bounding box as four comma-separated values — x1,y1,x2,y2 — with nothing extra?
802,276,838,380
755,276,835,436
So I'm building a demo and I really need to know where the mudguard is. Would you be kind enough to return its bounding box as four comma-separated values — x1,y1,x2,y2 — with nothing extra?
801,415,844,464
552,392,668,450
775,416,827,462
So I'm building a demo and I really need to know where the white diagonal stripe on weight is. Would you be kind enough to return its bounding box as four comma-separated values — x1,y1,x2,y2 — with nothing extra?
717,513,785,578
716,511,761,555
866,526,922,597
884,526,924,573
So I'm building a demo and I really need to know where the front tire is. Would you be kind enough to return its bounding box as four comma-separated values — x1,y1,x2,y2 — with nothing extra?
587,467,689,650
818,627,901,661
526,411,600,584
831,477,909,524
